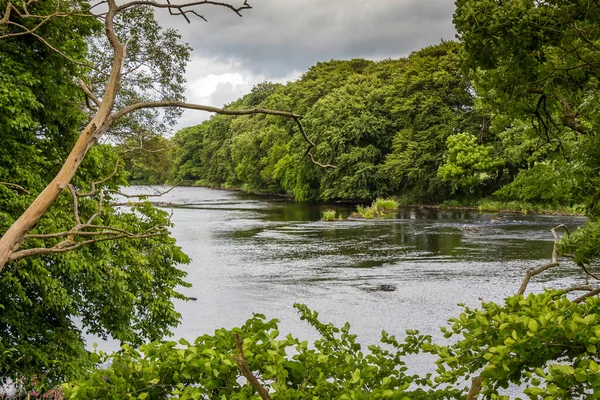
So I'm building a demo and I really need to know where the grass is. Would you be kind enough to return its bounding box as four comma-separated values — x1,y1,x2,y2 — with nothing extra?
353,198,399,219
374,198,398,210
439,199,586,215
321,209,337,221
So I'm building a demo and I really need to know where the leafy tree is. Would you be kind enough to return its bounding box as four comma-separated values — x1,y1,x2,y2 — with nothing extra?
306,74,394,200
383,41,480,201
437,132,502,195
454,0,600,137
120,135,175,184
454,0,600,264
0,0,188,386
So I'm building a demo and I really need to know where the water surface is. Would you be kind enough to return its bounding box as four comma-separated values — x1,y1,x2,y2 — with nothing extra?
120,186,587,350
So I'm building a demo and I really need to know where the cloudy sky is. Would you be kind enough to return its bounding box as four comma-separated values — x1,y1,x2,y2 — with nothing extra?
158,1,457,130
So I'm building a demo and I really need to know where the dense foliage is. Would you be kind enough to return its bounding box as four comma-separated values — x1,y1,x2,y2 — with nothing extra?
64,291,600,399
168,42,489,203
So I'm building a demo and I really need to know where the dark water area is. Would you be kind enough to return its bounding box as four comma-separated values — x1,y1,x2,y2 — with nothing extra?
102,186,588,391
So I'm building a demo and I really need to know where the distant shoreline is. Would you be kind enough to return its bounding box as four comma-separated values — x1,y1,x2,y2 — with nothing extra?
126,184,586,217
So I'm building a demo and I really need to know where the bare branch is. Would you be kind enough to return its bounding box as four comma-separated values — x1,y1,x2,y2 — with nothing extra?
563,285,593,294
111,102,301,121
119,137,174,154
307,151,336,170
116,0,251,19
76,159,120,197
551,224,569,263
573,287,600,304
110,102,335,170
67,184,82,226
86,189,104,225
467,376,484,400
110,180,191,198
517,262,560,296
8,231,165,262
77,79,101,110
231,333,272,400
0,182,31,195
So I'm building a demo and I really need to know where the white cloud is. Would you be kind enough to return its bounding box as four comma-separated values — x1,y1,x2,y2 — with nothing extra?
160,1,457,131
174,56,301,130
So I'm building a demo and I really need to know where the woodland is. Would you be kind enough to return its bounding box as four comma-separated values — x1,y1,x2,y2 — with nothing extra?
1,0,600,399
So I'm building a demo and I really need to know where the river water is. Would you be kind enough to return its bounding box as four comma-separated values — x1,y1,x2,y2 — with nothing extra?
114,186,588,354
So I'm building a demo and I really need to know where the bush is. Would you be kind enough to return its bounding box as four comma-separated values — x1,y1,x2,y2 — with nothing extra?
321,209,337,221
354,198,398,219
65,291,600,399
374,198,398,210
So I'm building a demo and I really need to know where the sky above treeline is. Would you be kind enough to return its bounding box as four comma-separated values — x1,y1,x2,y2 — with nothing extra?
158,0,457,130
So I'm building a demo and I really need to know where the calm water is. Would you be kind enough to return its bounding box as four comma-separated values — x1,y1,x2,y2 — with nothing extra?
113,186,588,352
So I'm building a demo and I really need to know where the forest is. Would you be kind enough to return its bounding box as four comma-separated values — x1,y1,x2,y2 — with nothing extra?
1,0,600,399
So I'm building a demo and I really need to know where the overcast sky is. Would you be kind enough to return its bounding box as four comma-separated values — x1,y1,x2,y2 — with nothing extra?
158,1,457,130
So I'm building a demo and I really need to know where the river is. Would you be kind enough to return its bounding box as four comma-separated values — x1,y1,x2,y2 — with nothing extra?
113,186,588,354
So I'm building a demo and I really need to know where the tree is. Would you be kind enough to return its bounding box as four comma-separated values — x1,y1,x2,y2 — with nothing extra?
382,41,482,201
0,0,328,387
0,0,324,270
120,135,175,184
454,0,600,262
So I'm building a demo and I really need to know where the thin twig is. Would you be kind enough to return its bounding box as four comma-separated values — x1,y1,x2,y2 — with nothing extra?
0,182,31,195
518,263,560,296
574,287,600,304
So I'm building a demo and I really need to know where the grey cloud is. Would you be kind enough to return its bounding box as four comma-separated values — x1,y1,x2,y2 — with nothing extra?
159,0,456,78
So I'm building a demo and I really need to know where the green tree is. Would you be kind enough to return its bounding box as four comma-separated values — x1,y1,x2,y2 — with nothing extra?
454,0,600,264
437,132,501,195
383,41,480,201
120,135,175,184
0,12,191,379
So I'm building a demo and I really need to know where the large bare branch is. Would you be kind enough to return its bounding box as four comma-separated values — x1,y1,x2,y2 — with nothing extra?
116,0,251,17
8,230,165,262
111,102,335,170
111,102,302,121
517,262,560,296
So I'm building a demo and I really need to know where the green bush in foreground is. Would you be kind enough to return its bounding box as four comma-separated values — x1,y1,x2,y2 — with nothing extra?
63,291,600,399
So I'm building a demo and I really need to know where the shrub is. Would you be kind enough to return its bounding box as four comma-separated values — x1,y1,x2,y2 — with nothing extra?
321,209,337,221
374,198,398,210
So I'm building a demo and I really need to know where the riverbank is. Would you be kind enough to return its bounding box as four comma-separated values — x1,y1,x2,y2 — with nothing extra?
130,182,586,216
417,199,586,216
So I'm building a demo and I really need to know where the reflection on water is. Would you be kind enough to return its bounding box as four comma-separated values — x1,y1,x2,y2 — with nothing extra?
107,186,587,382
